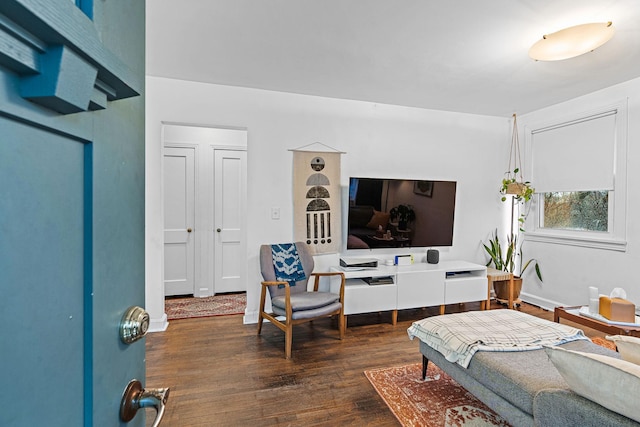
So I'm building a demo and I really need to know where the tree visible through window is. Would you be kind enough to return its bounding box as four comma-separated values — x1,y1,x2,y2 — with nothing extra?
542,191,608,232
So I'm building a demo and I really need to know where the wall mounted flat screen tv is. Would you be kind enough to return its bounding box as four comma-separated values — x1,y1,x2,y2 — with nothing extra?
347,177,457,250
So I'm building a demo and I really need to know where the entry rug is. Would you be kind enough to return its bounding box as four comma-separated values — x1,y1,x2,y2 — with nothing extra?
365,363,511,427
165,293,246,320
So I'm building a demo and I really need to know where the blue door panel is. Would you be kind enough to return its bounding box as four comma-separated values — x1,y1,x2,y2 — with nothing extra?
0,115,86,425
0,1,146,426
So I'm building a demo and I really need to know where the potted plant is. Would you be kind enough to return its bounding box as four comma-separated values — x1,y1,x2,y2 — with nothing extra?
389,204,416,231
483,229,542,303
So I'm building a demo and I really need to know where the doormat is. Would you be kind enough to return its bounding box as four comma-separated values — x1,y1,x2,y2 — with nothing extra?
165,293,246,320
364,362,511,427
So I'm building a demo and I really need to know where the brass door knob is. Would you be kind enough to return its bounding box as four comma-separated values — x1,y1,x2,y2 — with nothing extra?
187,228,192,233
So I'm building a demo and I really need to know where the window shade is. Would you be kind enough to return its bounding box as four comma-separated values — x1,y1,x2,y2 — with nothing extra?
530,111,616,193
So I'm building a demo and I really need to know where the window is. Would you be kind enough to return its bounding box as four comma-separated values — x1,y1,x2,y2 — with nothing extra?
542,191,608,232
525,102,627,251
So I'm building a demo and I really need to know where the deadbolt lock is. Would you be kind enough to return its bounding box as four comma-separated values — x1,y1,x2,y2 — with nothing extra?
120,306,150,344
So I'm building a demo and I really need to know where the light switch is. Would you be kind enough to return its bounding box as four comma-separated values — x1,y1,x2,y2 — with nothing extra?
271,207,280,220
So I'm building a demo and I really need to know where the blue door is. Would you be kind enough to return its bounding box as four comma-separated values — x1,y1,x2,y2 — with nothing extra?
0,1,152,426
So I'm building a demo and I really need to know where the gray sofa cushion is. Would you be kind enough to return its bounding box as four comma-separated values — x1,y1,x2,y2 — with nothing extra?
534,388,640,427
464,340,620,415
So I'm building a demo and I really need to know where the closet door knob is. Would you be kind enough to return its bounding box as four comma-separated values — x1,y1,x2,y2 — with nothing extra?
216,228,221,232
187,228,192,233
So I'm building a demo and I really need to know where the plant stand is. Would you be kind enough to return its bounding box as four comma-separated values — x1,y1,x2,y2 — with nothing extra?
485,268,520,310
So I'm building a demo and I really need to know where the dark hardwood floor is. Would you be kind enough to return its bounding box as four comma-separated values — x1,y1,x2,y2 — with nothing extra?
145,301,605,426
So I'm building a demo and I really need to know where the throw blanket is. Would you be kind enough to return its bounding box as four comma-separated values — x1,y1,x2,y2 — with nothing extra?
407,309,588,368
271,243,306,287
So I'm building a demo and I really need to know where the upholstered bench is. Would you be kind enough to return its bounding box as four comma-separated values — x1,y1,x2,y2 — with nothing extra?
409,310,640,426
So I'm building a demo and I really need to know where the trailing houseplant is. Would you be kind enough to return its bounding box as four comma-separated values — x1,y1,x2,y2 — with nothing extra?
500,167,535,232
500,167,534,203
389,204,416,230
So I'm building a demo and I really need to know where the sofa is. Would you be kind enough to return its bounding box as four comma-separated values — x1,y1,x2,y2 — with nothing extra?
416,321,640,426
347,205,397,249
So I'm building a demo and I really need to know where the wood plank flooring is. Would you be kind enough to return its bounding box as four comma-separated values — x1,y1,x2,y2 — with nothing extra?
145,301,606,426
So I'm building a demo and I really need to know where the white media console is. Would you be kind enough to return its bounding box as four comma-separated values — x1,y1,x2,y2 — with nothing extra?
330,260,487,326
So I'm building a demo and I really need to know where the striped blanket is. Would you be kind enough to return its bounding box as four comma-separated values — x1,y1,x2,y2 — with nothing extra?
407,309,588,368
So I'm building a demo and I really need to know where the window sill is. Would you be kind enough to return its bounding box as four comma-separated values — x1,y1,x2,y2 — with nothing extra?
525,231,627,252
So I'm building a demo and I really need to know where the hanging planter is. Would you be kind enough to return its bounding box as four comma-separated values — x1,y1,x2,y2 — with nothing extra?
500,170,534,202
485,114,543,296
499,114,535,203
507,182,527,196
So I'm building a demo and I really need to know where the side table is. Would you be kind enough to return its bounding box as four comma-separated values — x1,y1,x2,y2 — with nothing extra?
554,306,640,337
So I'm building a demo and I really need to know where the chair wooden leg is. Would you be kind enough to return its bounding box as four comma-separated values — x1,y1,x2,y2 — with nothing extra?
339,313,345,340
257,313,264,335
285,324,293,359
257,286,267,335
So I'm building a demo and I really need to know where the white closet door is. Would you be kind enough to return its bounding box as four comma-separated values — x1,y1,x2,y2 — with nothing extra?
163,147,195,296
214,149,247,293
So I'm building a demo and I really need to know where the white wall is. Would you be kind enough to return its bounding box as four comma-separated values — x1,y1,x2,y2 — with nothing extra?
519,76,640,311
145,76,510,327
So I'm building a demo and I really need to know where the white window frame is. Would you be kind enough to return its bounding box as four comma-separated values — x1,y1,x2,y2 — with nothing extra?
523,100,628,252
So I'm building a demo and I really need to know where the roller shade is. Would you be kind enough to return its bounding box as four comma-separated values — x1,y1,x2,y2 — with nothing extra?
530,111,616,193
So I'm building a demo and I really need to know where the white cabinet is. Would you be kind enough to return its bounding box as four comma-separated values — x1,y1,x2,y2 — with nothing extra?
343,281,397,315
396,270,443,310
331,260,486,325
339,265,397,315
444,270,487,304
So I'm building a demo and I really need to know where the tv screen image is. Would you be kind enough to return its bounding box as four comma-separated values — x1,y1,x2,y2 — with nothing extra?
346,177,457,250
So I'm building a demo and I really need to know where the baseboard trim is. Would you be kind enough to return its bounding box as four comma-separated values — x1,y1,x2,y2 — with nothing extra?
244,310,259,325
520,292,565,313
148,313,169,333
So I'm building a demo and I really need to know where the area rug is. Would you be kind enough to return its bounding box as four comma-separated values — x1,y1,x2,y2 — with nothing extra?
365,363,511,427
165,293,246,320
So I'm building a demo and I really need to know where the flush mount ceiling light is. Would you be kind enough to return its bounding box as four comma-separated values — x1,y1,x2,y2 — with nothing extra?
529,22,614,61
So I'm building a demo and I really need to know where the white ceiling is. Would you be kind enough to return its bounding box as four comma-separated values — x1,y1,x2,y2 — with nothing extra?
145,0,640,118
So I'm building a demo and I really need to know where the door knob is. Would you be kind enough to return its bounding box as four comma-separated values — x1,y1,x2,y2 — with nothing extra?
120,379,170,427
187,228,192,233
216,228,221,232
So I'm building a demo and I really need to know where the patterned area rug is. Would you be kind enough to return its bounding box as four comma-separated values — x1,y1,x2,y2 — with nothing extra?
591,336,617,351
165,293,246,320
365,363,511,427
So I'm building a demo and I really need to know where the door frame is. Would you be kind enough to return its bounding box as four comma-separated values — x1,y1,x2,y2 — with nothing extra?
160,124,247,301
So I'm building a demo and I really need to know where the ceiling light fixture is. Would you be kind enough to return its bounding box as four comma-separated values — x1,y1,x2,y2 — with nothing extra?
529,22,614,61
